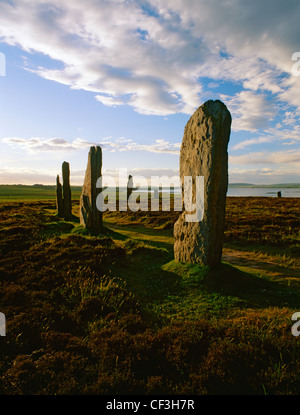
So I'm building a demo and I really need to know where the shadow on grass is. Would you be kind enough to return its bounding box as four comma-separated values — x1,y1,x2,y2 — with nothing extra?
141,259,300,317
224,240,300,263
70,223,129,241
97,222,300,313
203,262,300,309
54,213,80,223
41,221,75,238
37,212,300,314
103,220,174,255
102,226,132,241
104,219,174,236
69,214,80,223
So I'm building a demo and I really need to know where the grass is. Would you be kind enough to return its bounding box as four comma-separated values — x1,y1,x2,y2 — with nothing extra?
0,196,300,395
0,185,82,201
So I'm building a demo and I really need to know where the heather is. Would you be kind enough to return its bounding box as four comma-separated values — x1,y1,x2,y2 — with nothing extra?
0,197,299,395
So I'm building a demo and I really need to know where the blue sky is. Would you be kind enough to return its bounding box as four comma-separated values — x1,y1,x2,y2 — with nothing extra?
0,0,300,185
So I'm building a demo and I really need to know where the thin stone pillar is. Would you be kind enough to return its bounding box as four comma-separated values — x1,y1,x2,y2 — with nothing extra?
80,146,103,232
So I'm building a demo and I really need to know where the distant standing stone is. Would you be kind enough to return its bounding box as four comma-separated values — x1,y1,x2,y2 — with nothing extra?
62,161,72,220
80,146,103,232
174,100,232,267
56,175,64,217
127,175,133,201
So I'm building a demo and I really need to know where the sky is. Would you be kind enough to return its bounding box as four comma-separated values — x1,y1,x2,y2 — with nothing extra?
0,0,300,186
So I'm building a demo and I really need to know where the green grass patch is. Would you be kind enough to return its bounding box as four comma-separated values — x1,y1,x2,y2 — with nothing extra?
0,185,82,201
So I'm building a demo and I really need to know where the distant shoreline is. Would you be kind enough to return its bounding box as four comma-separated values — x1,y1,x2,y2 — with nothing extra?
0,183,300,189
1,183,300,200
228,183,300,188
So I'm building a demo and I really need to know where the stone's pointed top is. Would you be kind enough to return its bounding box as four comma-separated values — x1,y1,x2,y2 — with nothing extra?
89,145,102,154
196,99,231,123
56,175,61,188
183,99,232,151
202,99,228,110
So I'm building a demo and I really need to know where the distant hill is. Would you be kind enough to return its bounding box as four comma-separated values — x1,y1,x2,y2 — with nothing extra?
229,183,300,188
229,183,254,187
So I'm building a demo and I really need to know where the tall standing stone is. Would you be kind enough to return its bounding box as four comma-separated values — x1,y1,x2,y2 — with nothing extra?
127,175,133,202
80,146,103,232
174,100,232,267
56,175,64,217
62,161,72,220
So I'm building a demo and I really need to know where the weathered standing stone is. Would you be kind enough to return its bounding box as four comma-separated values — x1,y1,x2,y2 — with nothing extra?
174,100,232,267
56,175,64,217
80,146,103,232
127,175,133,201
62,161,72,220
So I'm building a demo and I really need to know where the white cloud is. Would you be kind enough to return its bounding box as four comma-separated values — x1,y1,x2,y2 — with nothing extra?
232,120,300,150
229,149,300,166
278,75,300,113
0,0,299,118
0,165,181,186
0,167,57,185
232,136,274,151
151,0,300,70
2,136,75,152
95,95,125,107
221,90,277,132
229,166,300,184
104,138,180,154
0,0,205,115
2,136,180,155
103,167,179,180
1,0,300,189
